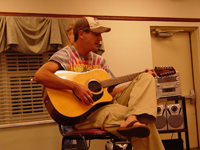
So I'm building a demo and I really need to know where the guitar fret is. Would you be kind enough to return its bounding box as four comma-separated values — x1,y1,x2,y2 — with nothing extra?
101,71,145,88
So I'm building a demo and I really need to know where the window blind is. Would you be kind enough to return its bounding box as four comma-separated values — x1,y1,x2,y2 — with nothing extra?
0,50,56,127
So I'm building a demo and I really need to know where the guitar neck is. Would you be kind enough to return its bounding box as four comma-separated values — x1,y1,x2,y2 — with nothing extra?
100,70,146,88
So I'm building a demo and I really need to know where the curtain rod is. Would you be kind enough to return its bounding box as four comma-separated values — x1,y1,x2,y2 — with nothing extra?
1,12,200,22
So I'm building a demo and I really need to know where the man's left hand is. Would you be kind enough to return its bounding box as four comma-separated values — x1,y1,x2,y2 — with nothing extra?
145,68,157,77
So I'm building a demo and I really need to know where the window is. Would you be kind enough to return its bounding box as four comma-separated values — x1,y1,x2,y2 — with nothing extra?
0,49,56,128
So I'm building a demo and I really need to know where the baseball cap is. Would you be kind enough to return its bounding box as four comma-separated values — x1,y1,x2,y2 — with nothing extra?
73,17,111,34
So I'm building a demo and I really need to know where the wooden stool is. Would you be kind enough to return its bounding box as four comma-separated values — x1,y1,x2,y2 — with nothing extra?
58,125,132,150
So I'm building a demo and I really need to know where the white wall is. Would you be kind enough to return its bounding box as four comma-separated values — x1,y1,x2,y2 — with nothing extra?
101,21,153,76
0,123,62,150
1,0,200,150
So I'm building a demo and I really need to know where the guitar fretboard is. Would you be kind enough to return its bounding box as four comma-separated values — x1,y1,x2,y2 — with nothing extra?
100,71,145,88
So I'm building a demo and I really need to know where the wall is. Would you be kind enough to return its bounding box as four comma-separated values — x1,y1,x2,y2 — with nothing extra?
0,123,62,150
1,0,200,150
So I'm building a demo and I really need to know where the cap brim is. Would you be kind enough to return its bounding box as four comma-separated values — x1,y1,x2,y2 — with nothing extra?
90,26,111,33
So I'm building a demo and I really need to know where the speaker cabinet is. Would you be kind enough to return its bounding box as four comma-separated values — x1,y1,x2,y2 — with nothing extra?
155,105,167,131
166,104,184,130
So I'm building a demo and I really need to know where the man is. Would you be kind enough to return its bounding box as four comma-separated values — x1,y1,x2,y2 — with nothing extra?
34,17,165,150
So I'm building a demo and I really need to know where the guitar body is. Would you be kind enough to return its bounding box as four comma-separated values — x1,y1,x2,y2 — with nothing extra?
44,69,113,126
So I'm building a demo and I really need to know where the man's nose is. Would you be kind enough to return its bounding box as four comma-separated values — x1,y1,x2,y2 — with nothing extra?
98,34,102,41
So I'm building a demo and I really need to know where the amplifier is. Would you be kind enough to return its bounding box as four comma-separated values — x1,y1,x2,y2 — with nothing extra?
155,71,182,99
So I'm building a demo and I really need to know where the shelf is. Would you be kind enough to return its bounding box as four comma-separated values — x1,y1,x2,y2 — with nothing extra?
159,129,188,134
158,95,185,101
157,96,190,150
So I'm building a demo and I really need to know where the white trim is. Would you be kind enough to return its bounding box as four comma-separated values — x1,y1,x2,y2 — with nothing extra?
0,120,55,129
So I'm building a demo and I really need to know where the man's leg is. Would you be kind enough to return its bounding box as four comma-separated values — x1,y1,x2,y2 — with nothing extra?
131,124,165,150
114,73,157,123
114,73,164,149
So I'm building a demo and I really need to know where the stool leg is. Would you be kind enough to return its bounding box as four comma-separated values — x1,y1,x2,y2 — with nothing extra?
115,143,128,150
105,141,113,150
111,139,133,150
78,134,88,150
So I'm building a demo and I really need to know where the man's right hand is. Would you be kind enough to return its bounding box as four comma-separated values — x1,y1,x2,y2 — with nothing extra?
34,61,94,105
73,83,94,105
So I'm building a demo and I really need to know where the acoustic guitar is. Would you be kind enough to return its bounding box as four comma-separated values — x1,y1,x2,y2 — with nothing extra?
43,66,175,126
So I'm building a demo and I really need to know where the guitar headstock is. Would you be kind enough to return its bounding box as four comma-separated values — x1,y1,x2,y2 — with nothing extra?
154,66,176,77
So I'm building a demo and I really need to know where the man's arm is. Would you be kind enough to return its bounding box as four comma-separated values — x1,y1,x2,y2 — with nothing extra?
110,85,128,97
34,61,93,105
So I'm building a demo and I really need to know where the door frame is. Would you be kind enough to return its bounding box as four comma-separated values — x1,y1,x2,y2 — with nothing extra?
150,26,200,148
190,28,200,148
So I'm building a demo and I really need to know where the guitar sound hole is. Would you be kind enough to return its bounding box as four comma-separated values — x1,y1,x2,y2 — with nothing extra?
88,81,102,93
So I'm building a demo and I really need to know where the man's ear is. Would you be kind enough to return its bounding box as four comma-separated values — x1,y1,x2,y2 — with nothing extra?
67,32,70,39
78,30,84,39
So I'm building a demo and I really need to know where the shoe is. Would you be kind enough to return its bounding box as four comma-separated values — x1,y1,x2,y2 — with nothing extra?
117,120,150,138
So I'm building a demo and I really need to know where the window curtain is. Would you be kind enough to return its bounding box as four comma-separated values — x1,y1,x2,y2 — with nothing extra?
0,16,80,54
0,17,6,53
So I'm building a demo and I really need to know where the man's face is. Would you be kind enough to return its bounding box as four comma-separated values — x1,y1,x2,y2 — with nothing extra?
83,31,102,52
